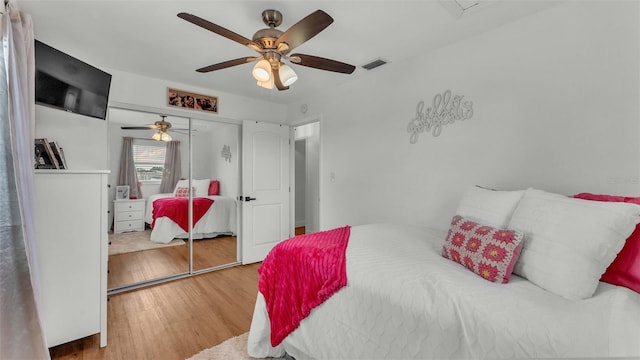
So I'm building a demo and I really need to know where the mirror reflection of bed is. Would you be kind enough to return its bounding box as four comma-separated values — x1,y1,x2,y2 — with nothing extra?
107,107,240,291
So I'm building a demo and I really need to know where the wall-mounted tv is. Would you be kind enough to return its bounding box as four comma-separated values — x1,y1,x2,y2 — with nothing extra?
35,40,112,120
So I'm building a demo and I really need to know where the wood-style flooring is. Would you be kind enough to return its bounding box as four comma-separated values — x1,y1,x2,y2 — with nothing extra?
50,227,305,359
108,235,238,289
50,262,261,359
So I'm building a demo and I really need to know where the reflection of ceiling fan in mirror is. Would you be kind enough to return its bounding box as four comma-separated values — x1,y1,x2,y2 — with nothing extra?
121,115,187,142
177,9,356,91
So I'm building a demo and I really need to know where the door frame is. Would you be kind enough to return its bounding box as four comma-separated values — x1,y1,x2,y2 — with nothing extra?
290,114,323,235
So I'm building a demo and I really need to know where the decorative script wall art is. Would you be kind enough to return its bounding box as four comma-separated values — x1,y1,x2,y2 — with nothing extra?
406,89,474,144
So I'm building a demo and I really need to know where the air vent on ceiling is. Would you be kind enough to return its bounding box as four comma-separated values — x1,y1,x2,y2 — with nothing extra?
361,58,388,71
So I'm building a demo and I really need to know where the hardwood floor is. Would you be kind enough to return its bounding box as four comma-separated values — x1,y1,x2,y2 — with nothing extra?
49,262,261,359
50,228,308,358
108,235,238,289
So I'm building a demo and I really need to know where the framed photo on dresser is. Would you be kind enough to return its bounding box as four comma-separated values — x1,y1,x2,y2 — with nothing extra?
34,138,58,169
116,186,130,200
48,141,67,169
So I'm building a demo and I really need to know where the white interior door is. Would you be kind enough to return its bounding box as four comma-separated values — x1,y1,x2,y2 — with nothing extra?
241,120,290,264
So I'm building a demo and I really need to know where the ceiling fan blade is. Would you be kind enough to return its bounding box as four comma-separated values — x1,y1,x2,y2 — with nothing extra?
196,57,258,73
273,68,290,91
275,10,333,53
290,53,356,74
178,12,262,51
121,125,158,130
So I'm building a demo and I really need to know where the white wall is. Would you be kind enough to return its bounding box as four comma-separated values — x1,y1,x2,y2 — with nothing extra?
191,126,214,181
287,1,640,231
203,121,241,198
35,105,108,169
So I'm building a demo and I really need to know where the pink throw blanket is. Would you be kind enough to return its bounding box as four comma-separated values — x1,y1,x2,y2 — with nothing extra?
258,225,351,346
152,197,214,232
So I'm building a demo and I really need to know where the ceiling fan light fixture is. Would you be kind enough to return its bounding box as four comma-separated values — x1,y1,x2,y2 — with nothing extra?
180,9,356,92
252,59,272,81
257,75,274,89
161,132,172,142
152,132,162,141
279,64,298,86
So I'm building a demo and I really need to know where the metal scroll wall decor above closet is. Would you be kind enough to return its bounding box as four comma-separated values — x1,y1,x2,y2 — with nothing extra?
221,144,232,163
407,89,474,144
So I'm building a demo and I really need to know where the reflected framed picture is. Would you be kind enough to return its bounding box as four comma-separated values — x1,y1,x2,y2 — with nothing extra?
167,87,218,114
116,186,130,200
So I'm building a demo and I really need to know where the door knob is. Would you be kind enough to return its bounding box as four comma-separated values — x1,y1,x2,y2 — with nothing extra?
244,196,257,202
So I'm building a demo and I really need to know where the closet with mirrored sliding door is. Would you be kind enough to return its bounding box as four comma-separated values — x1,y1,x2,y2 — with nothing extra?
106,104,241,293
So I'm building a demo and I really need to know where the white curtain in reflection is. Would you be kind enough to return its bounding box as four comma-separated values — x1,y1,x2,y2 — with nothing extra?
118,136,142,199
159,140,181,194
0,0,49,358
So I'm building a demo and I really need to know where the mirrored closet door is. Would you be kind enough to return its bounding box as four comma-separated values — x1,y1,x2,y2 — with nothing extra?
190,119,241,272
106,106,240,292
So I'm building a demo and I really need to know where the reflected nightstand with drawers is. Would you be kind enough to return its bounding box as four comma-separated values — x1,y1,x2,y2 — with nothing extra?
113,199,146,233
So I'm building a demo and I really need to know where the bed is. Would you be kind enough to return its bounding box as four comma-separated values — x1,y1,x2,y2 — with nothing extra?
144,179,237,244
247,187,640,359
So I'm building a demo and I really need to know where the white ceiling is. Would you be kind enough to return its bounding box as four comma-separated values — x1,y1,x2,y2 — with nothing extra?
18,0,557,105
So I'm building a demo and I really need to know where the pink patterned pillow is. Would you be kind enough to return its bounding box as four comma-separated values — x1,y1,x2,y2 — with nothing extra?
442,215,524,283
174,186,193,198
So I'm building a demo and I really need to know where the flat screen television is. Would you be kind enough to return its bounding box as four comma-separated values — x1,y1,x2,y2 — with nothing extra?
35,40,112,120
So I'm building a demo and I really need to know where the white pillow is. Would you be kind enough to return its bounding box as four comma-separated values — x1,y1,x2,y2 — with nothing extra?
173,179,210,197
192,179,210,197
455,186,524,228
508,188,640,300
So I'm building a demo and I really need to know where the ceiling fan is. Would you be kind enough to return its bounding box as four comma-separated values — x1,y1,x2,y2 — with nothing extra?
121,115,185,142
177,9,356,91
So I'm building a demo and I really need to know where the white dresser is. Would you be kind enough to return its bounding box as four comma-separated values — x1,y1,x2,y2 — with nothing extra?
34,170,108,348
113,199,145,233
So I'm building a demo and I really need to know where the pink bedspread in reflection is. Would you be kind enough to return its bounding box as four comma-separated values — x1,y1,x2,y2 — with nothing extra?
152,197,213,232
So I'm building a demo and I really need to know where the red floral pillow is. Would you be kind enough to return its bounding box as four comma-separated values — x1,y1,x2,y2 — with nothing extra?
442,215,524,284
574,193,640,294
174,186,192,198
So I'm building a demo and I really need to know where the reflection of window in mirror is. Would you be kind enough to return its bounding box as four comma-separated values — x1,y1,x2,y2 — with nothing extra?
133,140,166,183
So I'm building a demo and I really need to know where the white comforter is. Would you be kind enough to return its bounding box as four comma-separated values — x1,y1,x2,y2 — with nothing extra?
248,223,640,359
145,193,237,244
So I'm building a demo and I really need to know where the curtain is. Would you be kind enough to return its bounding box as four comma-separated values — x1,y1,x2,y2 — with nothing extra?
0,0,49,358
118,137,141,199
159,140,181,194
